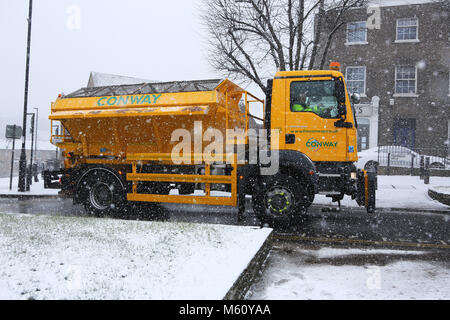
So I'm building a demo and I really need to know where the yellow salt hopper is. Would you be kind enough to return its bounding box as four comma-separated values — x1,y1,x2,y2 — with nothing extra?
49,79,264,209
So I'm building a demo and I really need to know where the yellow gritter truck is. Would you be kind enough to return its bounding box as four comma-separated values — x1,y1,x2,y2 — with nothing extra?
44,63,377,227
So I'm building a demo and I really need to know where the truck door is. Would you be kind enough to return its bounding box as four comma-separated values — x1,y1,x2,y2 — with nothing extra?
284,78,351,162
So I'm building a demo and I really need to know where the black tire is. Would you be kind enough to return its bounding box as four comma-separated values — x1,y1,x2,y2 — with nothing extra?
252,173,308,228
79,170,126,217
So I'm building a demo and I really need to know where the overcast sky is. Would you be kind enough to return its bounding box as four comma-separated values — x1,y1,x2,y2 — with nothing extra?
0,0,264,142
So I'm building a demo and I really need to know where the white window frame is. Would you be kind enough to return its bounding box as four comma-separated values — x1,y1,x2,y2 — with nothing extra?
345,21,368,45
346,66,367,97
395,18,419,43
394,65,418,97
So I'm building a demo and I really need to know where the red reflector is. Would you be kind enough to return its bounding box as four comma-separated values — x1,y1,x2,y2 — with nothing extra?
309,170,315,175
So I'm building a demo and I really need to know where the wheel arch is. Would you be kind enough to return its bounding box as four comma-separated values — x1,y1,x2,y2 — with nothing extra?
278,150,318,191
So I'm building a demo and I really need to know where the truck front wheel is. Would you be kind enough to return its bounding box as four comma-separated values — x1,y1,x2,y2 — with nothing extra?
252,173,308,228
79,170,125,217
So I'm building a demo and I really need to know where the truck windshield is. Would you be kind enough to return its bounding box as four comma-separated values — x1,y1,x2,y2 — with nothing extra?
290,80,339,118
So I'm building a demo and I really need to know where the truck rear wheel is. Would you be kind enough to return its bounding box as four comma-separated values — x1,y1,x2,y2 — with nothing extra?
80,170,125,217
252,173,308,228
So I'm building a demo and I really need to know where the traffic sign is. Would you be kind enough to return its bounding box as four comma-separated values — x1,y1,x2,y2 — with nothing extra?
5,125,22,139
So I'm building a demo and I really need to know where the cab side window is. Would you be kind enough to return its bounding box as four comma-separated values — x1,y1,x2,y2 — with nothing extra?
290,80,339,119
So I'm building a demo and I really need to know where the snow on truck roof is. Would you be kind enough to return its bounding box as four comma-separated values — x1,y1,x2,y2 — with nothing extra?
65,79,224,99
87,71,157,88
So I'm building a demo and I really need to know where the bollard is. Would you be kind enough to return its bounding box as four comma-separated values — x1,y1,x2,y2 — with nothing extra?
387,153,391,176
25,164,32,191
419,155,424,180
410,154,415,176
424,157,430,184
33,163,39,182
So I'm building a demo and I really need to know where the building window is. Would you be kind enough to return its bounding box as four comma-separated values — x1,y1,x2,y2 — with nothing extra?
346,66,366,95
346,22,367,44
396,18,418,41
393,118,416,150
395,66,417,95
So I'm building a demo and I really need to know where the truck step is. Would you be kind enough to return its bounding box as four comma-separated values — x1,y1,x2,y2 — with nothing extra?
318,173,341,177
318,191,342,195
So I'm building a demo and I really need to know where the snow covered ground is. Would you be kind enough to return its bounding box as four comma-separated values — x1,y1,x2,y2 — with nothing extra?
0,213,271,299
0,176,58,195
315,175,450,210
248,245,450,300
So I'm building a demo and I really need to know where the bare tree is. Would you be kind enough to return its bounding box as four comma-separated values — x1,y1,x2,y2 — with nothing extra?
202,0,367,92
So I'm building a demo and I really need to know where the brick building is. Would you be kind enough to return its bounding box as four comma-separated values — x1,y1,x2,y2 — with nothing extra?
317,0,449,156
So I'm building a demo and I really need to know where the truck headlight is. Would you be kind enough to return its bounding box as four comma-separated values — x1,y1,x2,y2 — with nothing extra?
350,172,357,179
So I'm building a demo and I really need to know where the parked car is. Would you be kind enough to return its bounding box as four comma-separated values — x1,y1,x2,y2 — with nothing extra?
357,146,450,170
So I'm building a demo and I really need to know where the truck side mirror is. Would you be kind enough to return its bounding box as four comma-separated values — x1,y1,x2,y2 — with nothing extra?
351,93,361,104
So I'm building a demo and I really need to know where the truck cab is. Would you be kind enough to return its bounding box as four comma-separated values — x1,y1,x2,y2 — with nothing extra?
264,64,374,208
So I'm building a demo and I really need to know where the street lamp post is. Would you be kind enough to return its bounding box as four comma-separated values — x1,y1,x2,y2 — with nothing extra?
26,112,35,191
33,107,39,182
18,0,33,192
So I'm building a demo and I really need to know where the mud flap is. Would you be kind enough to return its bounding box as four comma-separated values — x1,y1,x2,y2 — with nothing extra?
356,170,376,213
366,172,376,213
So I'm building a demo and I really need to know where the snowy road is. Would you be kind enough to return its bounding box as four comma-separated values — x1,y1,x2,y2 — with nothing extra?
0,197,448,246
247,242,450,300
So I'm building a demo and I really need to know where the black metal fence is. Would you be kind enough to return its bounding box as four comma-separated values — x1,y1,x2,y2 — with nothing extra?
377,145,450,177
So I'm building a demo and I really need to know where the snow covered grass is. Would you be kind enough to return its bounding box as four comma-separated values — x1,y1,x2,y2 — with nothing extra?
248,245,450,300
0,213,271,299
0,176,58,196
315,175,450,210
